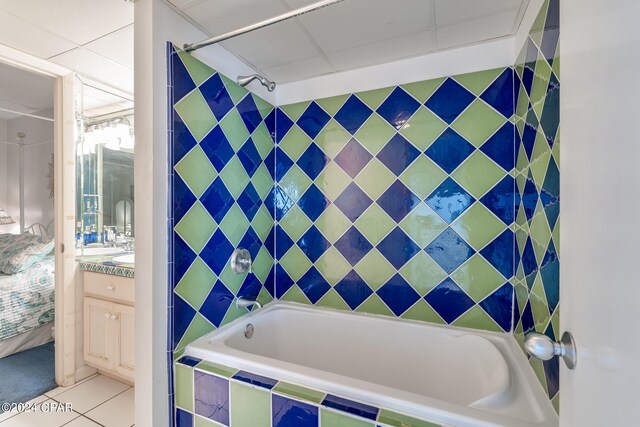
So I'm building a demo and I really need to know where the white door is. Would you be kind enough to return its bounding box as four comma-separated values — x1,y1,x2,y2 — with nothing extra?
83,297,113,371
561,0,640,425
114,303,136,381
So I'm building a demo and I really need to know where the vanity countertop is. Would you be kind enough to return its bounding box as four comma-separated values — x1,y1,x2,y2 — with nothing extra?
78,254,134,278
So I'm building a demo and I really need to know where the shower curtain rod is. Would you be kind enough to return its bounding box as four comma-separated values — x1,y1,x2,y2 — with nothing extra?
184,0,346,53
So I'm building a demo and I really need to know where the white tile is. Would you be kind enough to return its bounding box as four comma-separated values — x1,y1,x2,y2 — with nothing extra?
0,9,76,58
62,416,102,427
436,8,520,50
434,0,523,26
0,396,47,423
44,374,100,399
0,399,79,427
85,25,134,70
52,376,130,414
84,388,134,427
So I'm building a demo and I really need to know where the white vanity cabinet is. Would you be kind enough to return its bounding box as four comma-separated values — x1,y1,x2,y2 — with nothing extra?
83,271,135,383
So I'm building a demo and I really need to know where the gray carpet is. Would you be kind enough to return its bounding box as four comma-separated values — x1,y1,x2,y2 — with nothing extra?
0,341,56,409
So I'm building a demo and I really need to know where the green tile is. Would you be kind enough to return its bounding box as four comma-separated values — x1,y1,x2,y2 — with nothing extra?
530,273,550,331
354,158,396,200
280,165,312,202
399,107,447,151
219,262,247,294
451,203,506,250
552,393,560,414
451,100,506,147
316,94,349,116
530,207,552,265
399,155,447,199
280,246,312,281
399,203,447,248
219,109,250,151
218,203,250,246
316,162,351,201
257,287,274,307
356,294,394,317
221,303,248,327
252,205,273,242
174,89,217,142
279,125,312,161
321,408,374,427
529,357,548,396
219,156,250,198
452,305,503,332
516,84,529,119
252,247,274,284
530,130,551,190
354,204,396,245
529,0,548,46
401,299,444,324
451,151,505,198
515,281,529,314
177,50,215,86
453,68,505,96
531,60,552,119
279,205,312,241
399,251,447,296
354,113,396,155
175,364,194,411
354,249,396,291
174,257,216,310
195,414,221,427
282,284,311,304
252,122,274,160
315,247,351,285
174,145,217,197
451,254,506,301
219,73,249,105
274,382,326,404
195,360,238,378
230,381,270,427
251,163,274,201
175,313,215,352
377,408,441,427
317,288,351,311
551,306,560,339
357,86,393,110
174,202,217,253
252,93,272,119
281,101,311,122
316,119,352,158
315,205,352,243
402,78,445,103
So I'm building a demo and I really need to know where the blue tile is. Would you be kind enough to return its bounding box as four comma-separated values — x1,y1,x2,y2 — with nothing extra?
540,244,559,313
512,287,521,331
522,64,534,97
174,234,197,283
521,237,538,287
377,227,421,270
176,408,193,427
200,178,234,223
275,147,294,181
425,278,475,323
264,187,276,218
521,173,539,222
272,394,318,427
201,230,234,275
541,75,560,144
199,280,234,327
376,133,420,176
173,110,197,165
479,283,513,331
334,226,374,266
173,174,197,224
425,128,475,174
540,0,559,64
334,138,373,179
194,371,230,426
480,175,515,225
480,122,515,171
265,148,276,180
525,36,539,65
265,266,276,297
545,200,559,232
237,138,262,177
172,52,196,103
265,108,276,141
377,273,420,316
173,294,196,349
233,371,278,389
275,264,295,299
276,108,294,143
480,229,515,280
239,226,262,259
200,125,235,172
521,115,537,161
200,73,234,121
543,357,560,398
177,356,202,367
237,94,262,134
297,184,329,222
377,180,420,222
297,225,330,263
425,78,475,124
297,143,329,180
298,267,331,304
237,183,262,221
334,95,373,134
376,87,420,130
480,68,514,118
334,183,373,222
274,186,294,221
425,228,474,274
542,156,559,198
297,102,330,139
321,394,379,421
334,270,373,310
521,300,535,334
425,178,474,224
265,226,276,257
275,225,295,259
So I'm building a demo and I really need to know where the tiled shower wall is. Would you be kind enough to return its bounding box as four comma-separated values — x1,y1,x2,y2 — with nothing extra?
513,0,560,410
274,70,515,332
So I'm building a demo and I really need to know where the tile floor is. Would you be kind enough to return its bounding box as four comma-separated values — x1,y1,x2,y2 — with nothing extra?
0,374,134,427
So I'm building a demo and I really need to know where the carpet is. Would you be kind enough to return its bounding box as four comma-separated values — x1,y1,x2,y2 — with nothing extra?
0,341,56,408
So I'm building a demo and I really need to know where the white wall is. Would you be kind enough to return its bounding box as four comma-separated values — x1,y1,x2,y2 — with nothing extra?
0,119,7,213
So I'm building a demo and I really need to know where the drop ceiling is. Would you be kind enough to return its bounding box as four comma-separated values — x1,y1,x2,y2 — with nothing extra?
0,61,52,120
172,0,529,84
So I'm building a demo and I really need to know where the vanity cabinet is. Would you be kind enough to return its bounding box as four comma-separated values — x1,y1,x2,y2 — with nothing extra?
83,272,135,383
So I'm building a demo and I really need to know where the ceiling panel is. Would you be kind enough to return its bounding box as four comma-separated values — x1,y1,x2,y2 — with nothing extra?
85,25,134,70
262,54,334,82
435,0,523,26
436,8,521,50
0,9,76,58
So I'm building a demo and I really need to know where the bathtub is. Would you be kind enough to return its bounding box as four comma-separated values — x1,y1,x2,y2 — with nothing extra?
186,302,558,427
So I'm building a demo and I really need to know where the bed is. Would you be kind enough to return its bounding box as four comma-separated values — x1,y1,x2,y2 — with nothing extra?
0,231,55,358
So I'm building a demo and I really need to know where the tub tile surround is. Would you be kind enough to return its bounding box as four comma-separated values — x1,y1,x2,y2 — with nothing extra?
513,0,561,410
175,357,442,427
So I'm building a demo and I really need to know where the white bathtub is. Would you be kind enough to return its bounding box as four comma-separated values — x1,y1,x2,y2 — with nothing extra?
186,302,558,427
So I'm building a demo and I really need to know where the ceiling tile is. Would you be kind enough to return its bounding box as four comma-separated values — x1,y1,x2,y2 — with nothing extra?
436,8,520,50
0,9,76,58
85,25,134,70
262,55,334,83
435,0,523,26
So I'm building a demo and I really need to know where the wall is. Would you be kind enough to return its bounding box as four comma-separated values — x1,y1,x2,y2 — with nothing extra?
0,119,7,216
513,0,560,411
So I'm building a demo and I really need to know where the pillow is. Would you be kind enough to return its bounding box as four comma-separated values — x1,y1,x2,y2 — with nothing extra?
0,233,55,274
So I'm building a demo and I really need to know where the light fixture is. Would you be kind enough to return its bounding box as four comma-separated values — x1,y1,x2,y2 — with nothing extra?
0,208,15,225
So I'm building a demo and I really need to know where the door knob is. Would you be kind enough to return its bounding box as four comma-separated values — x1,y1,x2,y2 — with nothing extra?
525,331,577,369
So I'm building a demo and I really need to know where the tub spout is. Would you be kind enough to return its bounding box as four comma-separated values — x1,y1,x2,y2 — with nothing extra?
236,297,262,310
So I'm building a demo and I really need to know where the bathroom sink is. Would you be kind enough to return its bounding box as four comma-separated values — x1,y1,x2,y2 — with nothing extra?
112,254,135,264
77,247,125,256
